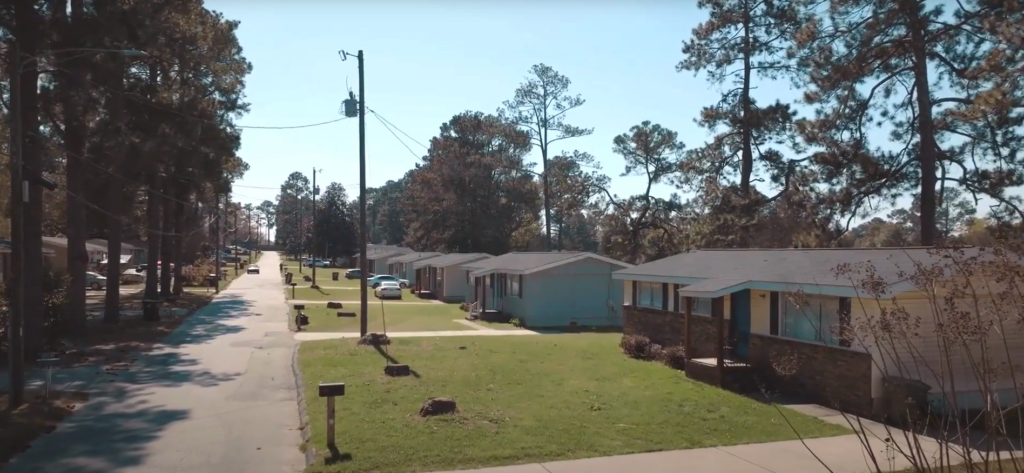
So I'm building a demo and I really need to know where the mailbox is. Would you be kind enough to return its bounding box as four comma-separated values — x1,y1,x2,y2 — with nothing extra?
318,382,346,397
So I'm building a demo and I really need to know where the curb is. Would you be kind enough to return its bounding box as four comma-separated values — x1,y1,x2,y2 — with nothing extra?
291,339,315,467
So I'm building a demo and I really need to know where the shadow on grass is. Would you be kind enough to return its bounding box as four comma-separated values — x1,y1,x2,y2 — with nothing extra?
2,293,257,473
371,344,422,379
325,444,353,466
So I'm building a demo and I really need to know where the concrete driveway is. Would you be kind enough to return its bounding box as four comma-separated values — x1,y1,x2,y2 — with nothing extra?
5,252,305,473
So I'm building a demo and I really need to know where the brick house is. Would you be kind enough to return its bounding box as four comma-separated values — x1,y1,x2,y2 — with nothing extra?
612,247,1024,419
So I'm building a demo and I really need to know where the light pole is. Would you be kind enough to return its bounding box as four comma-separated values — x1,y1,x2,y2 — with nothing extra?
6,44,146,408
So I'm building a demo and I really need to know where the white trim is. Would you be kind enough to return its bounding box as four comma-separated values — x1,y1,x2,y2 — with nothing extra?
616,274,908,299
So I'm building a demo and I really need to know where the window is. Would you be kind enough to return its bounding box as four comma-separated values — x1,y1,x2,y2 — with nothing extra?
636,282,663,309
677,293,713,316
780,294,842,345
509,275,521,297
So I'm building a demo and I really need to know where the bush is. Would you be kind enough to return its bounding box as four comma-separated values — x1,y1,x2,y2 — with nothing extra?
659,345,687,370
0,270,71,357
619,334,662,361
180,258,216,286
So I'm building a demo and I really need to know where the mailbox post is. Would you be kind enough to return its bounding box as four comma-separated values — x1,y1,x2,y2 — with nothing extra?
318,382,346,447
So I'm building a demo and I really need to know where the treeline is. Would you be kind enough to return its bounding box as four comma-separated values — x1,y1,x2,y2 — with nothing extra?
1,0,252,354
275,0,1022,264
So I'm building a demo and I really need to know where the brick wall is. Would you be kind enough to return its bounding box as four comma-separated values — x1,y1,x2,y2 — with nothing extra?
749,333,874,417
623,305,719,358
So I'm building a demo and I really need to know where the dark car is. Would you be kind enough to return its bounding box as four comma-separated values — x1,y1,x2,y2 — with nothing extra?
344,269,375,280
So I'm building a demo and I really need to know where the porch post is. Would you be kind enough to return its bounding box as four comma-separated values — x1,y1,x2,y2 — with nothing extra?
713,296,725,378
684,296,693,360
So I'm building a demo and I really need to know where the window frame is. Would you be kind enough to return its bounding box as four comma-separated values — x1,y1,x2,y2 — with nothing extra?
635,281,663,309
778,293,843,345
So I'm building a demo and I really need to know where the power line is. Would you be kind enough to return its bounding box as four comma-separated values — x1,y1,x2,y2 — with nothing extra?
368,108,429,150
55,64,353,130
62,185,216,237
372,112,421,161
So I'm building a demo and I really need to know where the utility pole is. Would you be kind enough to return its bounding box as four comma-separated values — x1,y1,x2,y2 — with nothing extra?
311,167,319,286
339,48,367,335
7,40,26,407
298,197,304,274
215,193,222,294
357,50,368,336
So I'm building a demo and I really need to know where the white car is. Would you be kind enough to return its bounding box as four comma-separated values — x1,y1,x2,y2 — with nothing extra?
246,265,260,274
374,281,403,300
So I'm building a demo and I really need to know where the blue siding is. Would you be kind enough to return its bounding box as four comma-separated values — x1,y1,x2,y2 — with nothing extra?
500,258,625,327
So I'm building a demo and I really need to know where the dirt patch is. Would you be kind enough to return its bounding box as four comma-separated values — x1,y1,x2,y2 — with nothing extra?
60,291,216,368
0,390,90,465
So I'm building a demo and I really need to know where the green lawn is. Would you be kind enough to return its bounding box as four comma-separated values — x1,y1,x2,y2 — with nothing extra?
299,334,850,473
292,302,471,333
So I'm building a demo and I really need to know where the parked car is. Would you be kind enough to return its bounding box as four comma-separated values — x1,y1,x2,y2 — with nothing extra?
374,281,403,299
121,269,145,284
246,265,260,274
344,269,375,280
305,259,329,268
368,274,409,289
86,271,108,291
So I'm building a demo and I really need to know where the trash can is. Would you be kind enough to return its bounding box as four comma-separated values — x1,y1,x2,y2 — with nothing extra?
285,273,293,284
206,275,218,288
332,272,339,281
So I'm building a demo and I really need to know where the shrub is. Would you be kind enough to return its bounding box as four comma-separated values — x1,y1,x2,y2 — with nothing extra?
510,317,525,328
180,258,216,286
619,334,661,361
659,345,687,370
0,270,71,357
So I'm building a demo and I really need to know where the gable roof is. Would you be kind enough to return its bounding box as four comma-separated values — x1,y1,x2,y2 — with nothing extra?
387,252,442,264
0,239,56,256
466,251,631,277
613,247,1000,298
366,247,413,261
413,253,493,269
43,237,107,252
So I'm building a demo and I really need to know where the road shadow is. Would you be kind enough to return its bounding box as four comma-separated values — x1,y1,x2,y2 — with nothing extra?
371,345,422,379
1,291,257,472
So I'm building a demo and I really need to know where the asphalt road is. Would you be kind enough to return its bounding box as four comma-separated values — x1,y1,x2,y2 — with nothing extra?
6,252,305,473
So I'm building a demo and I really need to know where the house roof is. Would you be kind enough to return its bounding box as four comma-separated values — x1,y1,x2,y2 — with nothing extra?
413,253,493,269
0,239,56,256
87,239,142,252
613,247,1002,298
43,237,107,252
367,248,413,261
466,251,632,277
387,252,442,264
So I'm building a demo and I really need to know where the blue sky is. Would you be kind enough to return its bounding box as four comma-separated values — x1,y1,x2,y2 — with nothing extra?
209,1,973,227
209,2,724,206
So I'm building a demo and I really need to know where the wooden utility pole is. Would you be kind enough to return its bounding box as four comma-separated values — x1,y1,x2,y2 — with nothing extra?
215,193,222,294
358,50,368,336
312,167,318,285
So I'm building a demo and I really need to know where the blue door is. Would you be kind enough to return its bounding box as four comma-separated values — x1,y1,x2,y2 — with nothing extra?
730,290,752,359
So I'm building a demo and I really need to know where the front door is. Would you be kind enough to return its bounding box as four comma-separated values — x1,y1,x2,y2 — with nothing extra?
730,289,752,359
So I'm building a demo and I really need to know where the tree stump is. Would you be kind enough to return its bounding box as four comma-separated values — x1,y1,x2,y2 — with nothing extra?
418,397,458,417
327,302,343,309
336,311,356,318
357,333,390,346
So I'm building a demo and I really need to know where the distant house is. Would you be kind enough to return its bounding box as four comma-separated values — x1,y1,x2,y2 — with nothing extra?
464,251,631,328
42,237,108,272
365,247,413,275
412,253,492,302
0,239,56,283
387,252,442,285
612,247,1024,418
353,244,408,271
88,239,145,267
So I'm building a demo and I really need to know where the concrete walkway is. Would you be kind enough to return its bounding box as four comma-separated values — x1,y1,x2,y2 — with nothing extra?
428,404,1011,473
5,252,306,473
295,327,538,341
284,299,442,305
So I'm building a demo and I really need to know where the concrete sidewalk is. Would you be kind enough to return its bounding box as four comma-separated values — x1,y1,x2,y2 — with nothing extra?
284,299,442,305
5,252,306,473
295,327,538,341
428,404,1007,473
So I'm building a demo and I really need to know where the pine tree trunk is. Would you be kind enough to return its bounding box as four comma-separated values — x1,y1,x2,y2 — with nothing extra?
172,185,186,295
159,178,173,297
62,17,88,335
904,0,939,246
143,172,162,322
102,184,123,325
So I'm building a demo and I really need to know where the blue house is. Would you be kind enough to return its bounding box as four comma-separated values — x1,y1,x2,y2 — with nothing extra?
463,251,631,328
366,247,412,275
412,253,493,301
387,252,442,285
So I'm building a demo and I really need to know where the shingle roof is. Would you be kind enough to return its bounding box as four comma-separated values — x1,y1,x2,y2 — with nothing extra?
465,251,631,275
44,237,107,252
387,252,442,264
413,253,492,269
613,247,997,288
